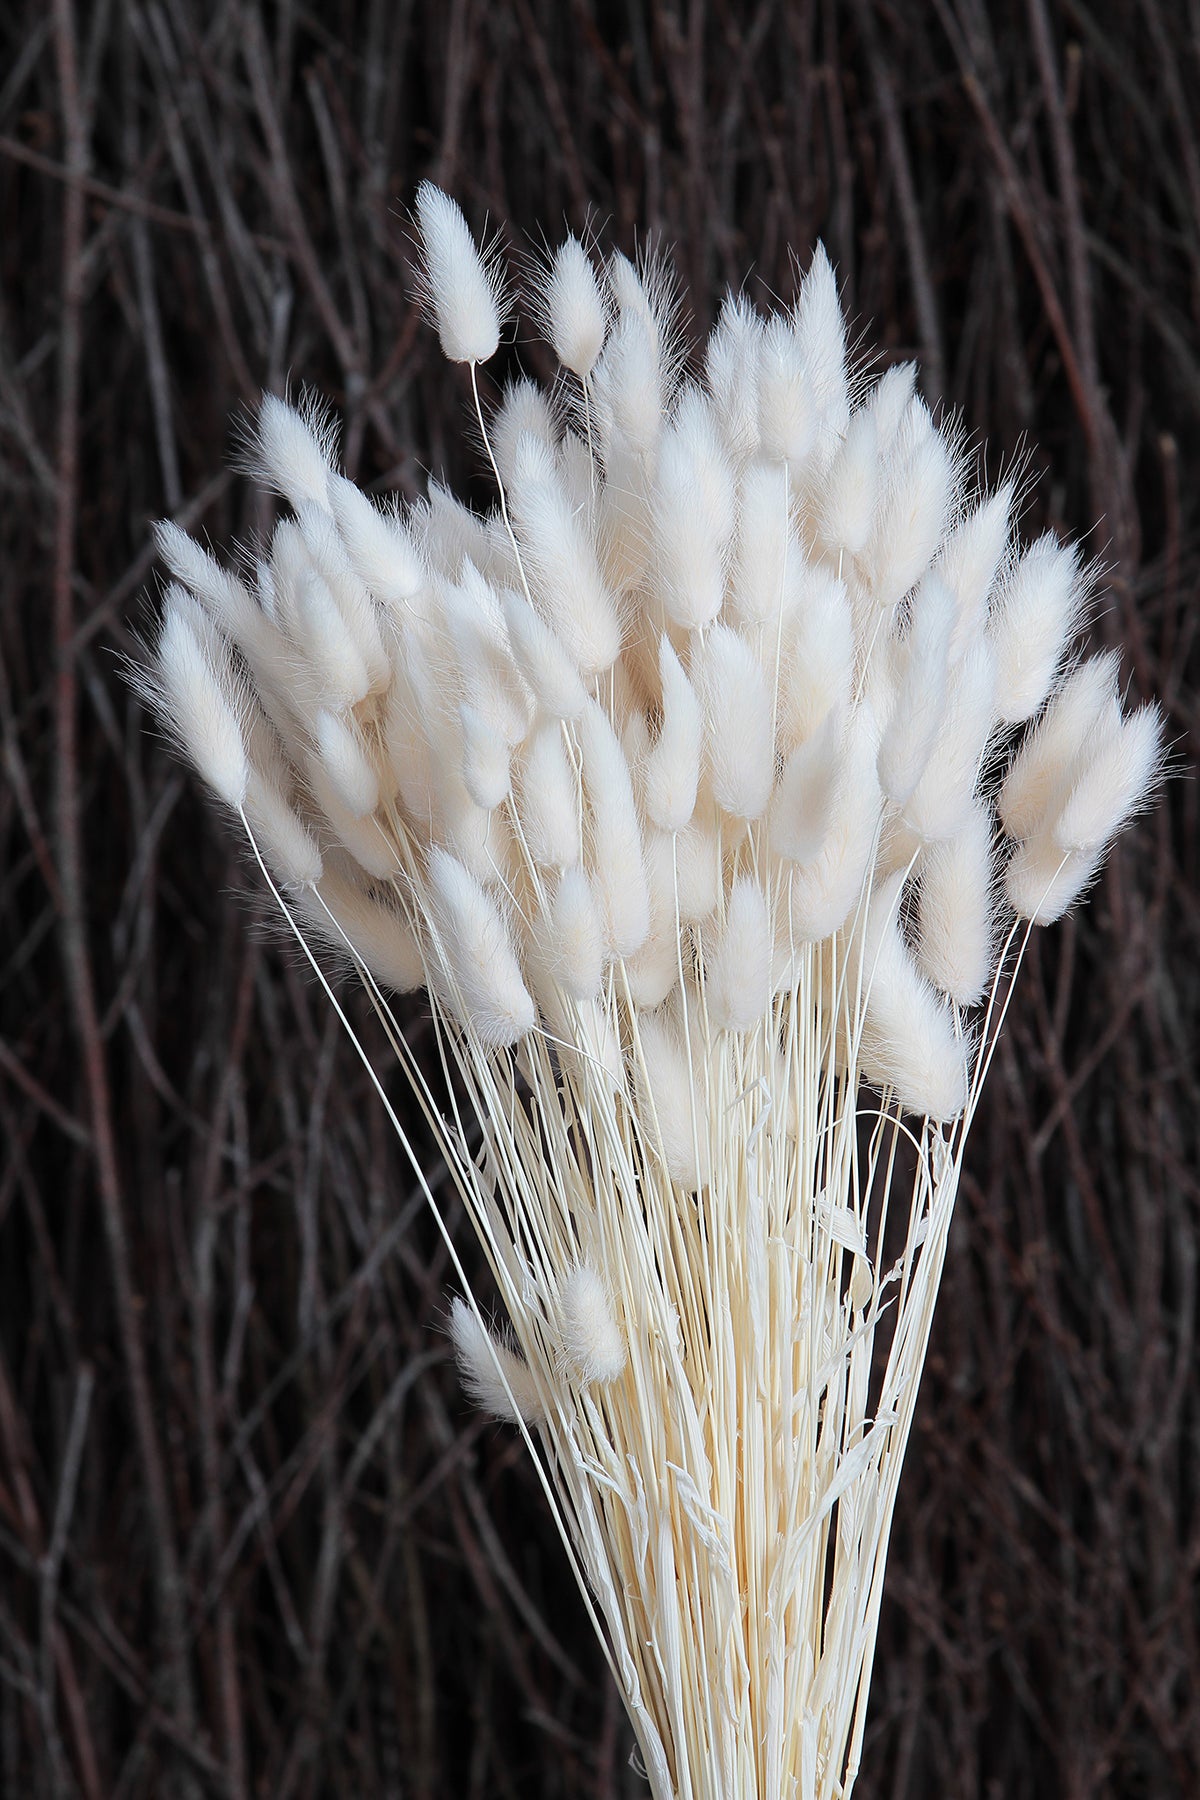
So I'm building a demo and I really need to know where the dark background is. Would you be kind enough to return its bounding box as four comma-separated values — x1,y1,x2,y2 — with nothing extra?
1,3,1196,1795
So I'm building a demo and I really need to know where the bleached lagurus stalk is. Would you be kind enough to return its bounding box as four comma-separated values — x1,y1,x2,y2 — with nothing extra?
145,184,1162,1798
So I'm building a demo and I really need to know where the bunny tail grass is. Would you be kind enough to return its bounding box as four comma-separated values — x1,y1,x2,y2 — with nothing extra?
145,187,1162,1798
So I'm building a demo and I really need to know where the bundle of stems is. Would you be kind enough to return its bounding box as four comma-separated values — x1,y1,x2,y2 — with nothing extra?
144,187,1161,1796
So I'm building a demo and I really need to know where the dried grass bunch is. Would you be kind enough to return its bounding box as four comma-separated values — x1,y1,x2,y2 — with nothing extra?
145,185,1161,1797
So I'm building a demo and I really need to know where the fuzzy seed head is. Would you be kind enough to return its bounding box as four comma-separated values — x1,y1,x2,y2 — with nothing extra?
243,767,323,889
819,408,879,556
154,521,269,662
643,637,703,833
327,474,425,608
694,626,774,822
783,707,882,941
705,877,772,1032
916,802,996,1005
1051,702,1163,855
314,708,379,818
460,704,511,811
519,721,581,869
157,595,249,810
794,243,848,438
902,638,998,844
867,410,954,614
290,567,372,709
592,313,662,454
544,237,609,378
998,654,1119,842
772,709,843,866
757,316,816,466
538,867,605,1001
559,1266,626,1384
308,871,423,994
490,381,557,490
501,590,588,721
427,849,536,1048
730,459,793,628
653,393,736,631
1005,835,1103,925
671,816,723,925
414,182,505,364
989,534,1085,725
868,362,918,450
633,1008,710,1190
255,394,337,510
511,448,623,676
877,575,955,808
580,702,651,957
936,484,1013,660
448,1298,544,1425
858,882,969,1121
706,292,764,461
777,567,854,751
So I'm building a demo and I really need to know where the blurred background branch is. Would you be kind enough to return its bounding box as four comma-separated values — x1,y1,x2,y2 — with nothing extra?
1,2,1196,1794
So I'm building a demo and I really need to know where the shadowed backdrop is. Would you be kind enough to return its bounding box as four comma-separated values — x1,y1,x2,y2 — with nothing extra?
1,3,1196,1795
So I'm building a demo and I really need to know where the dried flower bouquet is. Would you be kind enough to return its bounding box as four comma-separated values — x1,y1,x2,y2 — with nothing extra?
144,186,1161,1797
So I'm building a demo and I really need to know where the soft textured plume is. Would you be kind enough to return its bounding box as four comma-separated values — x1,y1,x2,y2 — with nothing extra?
542,235,609,379
154,591,248,810
448,1298,544,1425
643,637,703,833
989,533,1085,725
633,1004,711,1190
694,625,774,822
426,849,536,1048
558,1266,627,1385
704,876,772,1032
255,392,337,510
414,182,505,364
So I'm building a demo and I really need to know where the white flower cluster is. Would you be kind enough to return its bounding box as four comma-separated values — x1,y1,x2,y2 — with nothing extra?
150,183,1159,1139
147,186,1164,1800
